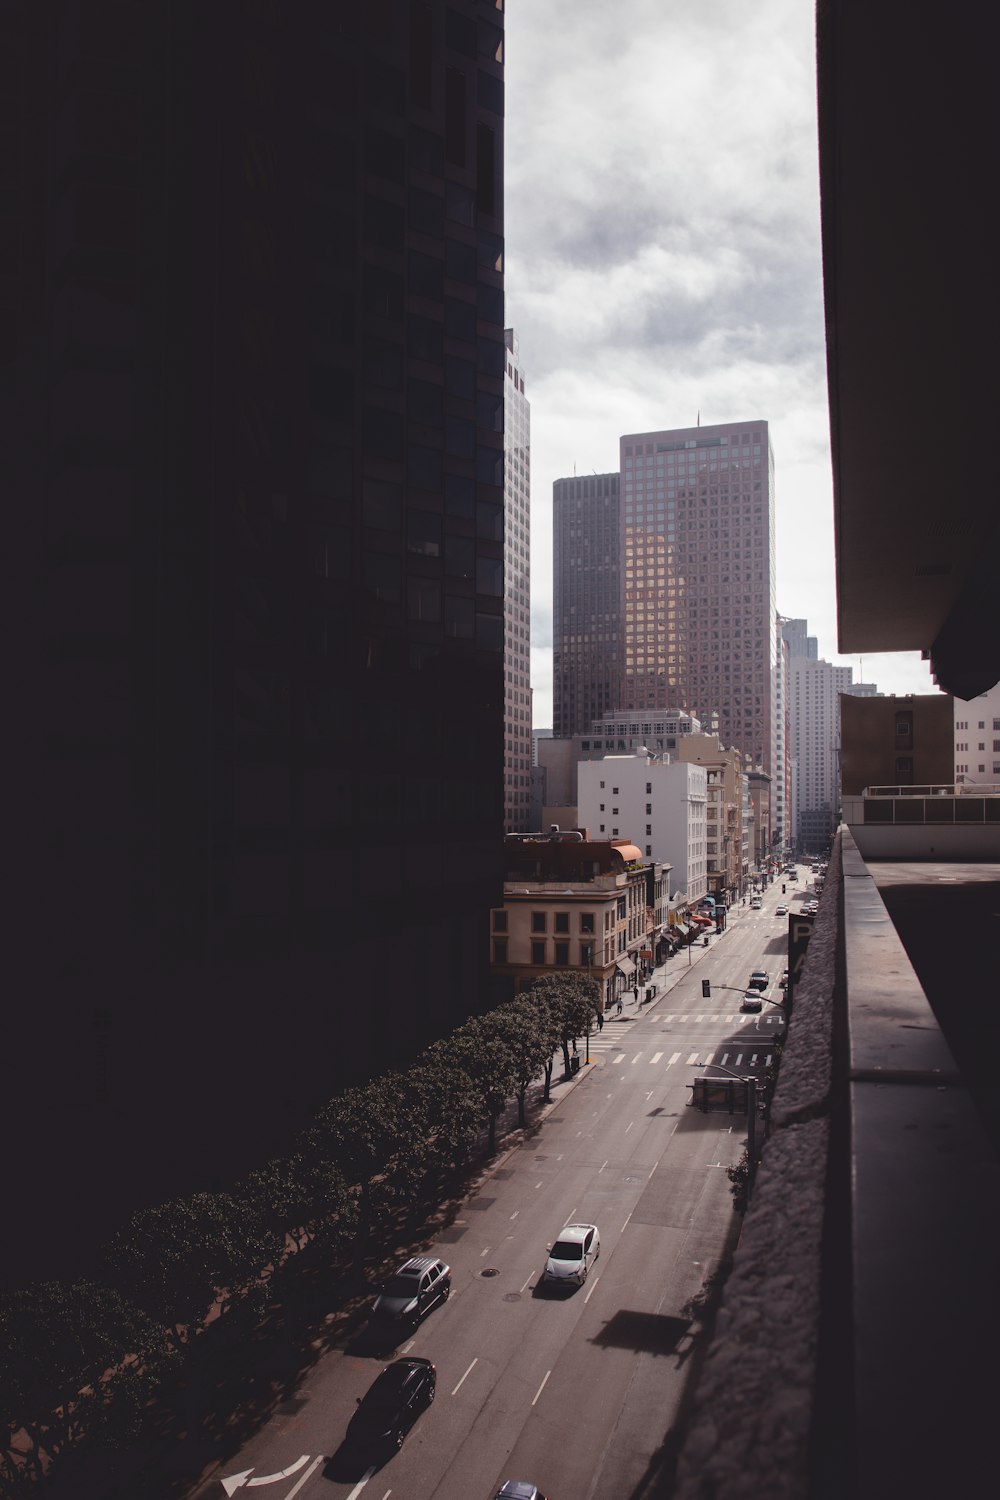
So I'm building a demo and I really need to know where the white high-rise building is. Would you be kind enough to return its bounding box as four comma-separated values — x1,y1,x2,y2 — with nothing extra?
954,683,1000,782
504,329,532,832
577,753,707,907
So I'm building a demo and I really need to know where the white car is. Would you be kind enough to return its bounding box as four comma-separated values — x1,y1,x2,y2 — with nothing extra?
544,1223,600,1286
775,904,788,917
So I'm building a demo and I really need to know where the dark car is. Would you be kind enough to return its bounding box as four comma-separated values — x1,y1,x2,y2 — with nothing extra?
493,1484,548,1500
346,1358,436,1455
369,1256,451,1332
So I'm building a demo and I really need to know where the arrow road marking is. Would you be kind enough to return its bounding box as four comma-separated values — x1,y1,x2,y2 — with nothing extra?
222,1455,310,1494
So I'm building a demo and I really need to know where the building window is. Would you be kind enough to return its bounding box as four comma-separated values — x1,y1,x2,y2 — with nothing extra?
531,941,546,965
646,783,652,794
531,911,546,933
554,941,569,965
492,911,508,932
492,939,508,964
580,912,595,933
554,912,570,934
646,803,652,814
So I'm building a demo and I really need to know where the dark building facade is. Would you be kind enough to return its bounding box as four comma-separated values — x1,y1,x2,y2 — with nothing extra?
840,693,953,796
4,0,505,1286
552,472,622,737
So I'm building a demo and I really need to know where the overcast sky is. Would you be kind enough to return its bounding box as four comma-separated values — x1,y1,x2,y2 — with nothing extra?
504,0,938,728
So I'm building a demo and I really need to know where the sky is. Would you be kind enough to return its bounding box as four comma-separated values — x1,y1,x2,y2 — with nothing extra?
503,0,939,729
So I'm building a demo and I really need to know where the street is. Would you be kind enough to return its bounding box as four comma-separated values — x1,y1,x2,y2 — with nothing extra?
194,888,790,1500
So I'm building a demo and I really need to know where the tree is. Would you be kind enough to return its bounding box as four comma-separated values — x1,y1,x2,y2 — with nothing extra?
103,1191,282,1348
0,1280,174,1491
490,995,562,1125
403,1045,483,1173
442,1017,519,1156
241,1154,358,1257
527,974,601,1079
301,1074,410,1253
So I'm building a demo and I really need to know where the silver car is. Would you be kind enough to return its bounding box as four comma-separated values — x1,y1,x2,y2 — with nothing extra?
543,1222,600,1286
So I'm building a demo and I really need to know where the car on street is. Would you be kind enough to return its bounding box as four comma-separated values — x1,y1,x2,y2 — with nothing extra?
747,969,770,991
740,991,763,1013
775,904,788,917
369,1256,451,1333
345,1358,436,1456
493,1485,548,1500
543,1222,600,1287
779,968,789,990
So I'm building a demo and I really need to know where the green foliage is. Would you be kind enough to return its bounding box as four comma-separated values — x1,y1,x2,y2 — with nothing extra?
0,1280,174,1489
241,1154,357,1255
526,974,600,1073
489,995,562,1124
403,1045,482,1171
442,1016,520,1154
726,1149,751,1214
103,1191,282,1343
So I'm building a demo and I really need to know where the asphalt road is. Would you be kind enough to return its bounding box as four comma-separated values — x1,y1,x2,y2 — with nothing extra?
195,890,791,1500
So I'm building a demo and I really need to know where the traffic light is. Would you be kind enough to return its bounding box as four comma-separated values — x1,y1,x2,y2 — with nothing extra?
701,979,711,999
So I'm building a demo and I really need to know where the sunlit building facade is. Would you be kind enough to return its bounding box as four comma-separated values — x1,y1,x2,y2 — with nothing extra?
504,329,532,831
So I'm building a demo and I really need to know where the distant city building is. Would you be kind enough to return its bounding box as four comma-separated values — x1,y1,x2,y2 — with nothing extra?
953,682,1000,782
675,734,747,904
619,420,777,788
532,709,702,824
841,694,954,795
493,831,669,1008
504,330,532,832
789,657,854,851
552,472,622,736
577,754,707,908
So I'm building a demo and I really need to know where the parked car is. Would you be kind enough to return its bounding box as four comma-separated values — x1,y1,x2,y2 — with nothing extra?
493,1485,548,1500
544,1222,600,1287
369,1256,451,1333
748,970,770,991
741,991,763,1013
345,1358,436,1456
779,969,789,991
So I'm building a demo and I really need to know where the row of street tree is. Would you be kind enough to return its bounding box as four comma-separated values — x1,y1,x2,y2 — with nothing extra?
0,976,599,1493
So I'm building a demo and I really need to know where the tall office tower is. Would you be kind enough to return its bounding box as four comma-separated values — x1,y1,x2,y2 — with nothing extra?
774,621,791,852
5,0,505,1285
503,330,531,832
789,656,856,850
781,618,819,661
619,420,777,785
552,472,622,736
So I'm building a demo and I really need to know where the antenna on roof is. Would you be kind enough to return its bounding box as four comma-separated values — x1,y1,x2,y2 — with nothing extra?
697,410,700,427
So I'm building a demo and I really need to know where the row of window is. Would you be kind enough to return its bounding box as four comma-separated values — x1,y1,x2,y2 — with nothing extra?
493,939,595,967
492,910,597,934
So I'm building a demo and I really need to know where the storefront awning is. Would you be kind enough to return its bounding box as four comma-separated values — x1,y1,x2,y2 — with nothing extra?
616,957,636,977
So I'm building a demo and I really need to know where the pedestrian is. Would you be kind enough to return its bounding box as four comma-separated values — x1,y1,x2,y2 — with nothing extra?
597,1012,604,1031
617,995,624,1015
633,984,639,1005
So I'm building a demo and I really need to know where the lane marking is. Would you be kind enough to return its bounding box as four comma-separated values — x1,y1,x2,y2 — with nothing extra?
612,1055,624,1066
625,1121,634,1134
520,1273,533,1293
343,1467,377,1500
532,1370,551,1406
534,1182,543,1190
631,1053,641,1065
735,1053,743,1066
452,1359,478,1395
766,1054,773,1066
621,1211,633,1234
584,1274,600,1303
650,1052,663,1064
679,1014,689,1021
599,1159,608,1172
668,1052,681,1066
686,1052,699,1065
285,1458,326,1499
644,1090,654,1100
480,1246,491,1257
510,1210,519,1220
721,1052,730,1065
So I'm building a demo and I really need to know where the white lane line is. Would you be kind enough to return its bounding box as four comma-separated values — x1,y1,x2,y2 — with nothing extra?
286,1457,325,1500
612,1054,624,1066
480,1245,491,1257
631,1053,641,1065
668,1051,681,1066
556,1154,564,1161
452,1358,478,1395
535,1182,543,1189
678,1014,689,1021
721,1052,730,1065
649,1161,658,1177
686,1052,699,1065
625,1121,634,1134
400,1338,415,1353
584,1274,600,1303
532,1370,551,1406
520,1273,534,1293
735,1053,743,1066
644,1090,654,1100
510,1210,519,1220
566,1206,577,1223
599,1160,608,1172
621,1211,633,1234
750,1053,759,1064
766,1054,773,1065
650,1052,663,1064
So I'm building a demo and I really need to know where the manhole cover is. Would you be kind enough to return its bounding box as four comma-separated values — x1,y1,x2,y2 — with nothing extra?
482,1267,500,1277
503,1292,521,1303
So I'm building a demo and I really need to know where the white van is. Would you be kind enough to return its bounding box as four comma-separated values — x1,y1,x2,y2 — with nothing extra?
750,896,762,910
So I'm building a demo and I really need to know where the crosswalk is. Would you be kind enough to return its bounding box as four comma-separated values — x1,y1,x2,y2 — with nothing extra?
582,1010,783,1073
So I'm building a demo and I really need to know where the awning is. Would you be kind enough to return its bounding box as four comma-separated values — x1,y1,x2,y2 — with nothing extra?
616,957,636,977
692,913,713,926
